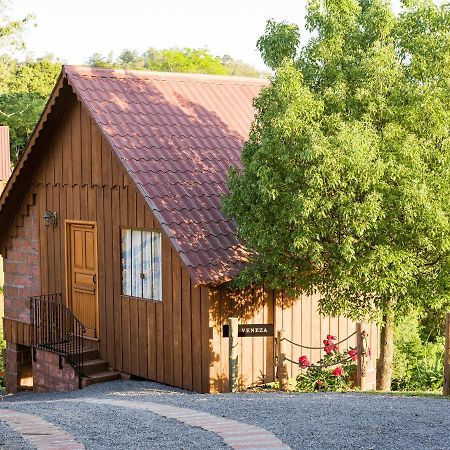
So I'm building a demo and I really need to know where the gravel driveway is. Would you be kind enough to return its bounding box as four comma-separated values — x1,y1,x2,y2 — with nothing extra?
1,381,449,449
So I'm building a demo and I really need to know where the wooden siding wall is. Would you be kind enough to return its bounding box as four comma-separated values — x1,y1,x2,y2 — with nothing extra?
3,318,31,346
209,287,379,392
32,97,210,392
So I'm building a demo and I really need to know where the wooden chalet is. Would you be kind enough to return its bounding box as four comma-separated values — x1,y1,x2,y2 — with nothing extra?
0,66,378,393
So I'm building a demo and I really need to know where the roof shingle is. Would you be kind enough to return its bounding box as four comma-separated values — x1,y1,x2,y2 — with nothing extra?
65,66,266,285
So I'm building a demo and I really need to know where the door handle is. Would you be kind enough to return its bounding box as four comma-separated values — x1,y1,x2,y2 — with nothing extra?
93,274,97,284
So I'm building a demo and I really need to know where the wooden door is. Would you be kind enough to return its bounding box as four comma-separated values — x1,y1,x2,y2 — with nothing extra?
66,221,99,339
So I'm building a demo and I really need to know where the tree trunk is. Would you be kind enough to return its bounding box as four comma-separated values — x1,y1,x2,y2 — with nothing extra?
377,307,395,391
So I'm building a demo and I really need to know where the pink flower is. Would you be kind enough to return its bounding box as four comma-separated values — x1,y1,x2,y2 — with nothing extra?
298,355,311,369
348,348,358,361
333,366,344,377
327,334,337,341
324,339,338,354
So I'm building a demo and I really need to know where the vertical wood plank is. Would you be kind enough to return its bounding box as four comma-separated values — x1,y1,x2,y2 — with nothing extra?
162,236,173,385
209,288,222,393
130,298,139,375
59,185,67,305
172,253,182,388
80,186,88,219
155,302,165,383
181,268,192,390
136,190,145,229
62,108,72,186
200,287,213,392
265,290,275,382
138,299,148,378
112,186,122,371
96,186,107,359
191,285,202,392
147,301,157,380
71,102,81,185
53,186,61,295
81,108,92,187
103,187,115,367
46,186,55,295
101,135,112,187
73,185,81,220
121,296,131,374
87,187,96,222
54,129,63,186
91,121,102,186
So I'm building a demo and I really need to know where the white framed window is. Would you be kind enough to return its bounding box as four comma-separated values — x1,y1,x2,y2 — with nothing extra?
121,229,162,301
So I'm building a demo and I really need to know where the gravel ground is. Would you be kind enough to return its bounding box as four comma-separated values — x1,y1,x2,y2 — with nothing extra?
2,380,450,450
0,421,31,450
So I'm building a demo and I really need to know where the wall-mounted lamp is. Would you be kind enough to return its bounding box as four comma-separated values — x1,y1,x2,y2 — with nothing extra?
43,211,57,228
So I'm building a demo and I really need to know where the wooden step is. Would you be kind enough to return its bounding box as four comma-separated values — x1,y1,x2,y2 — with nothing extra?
82,359,108,376
81,370,121,387
79,349,99,361
41,345,99,362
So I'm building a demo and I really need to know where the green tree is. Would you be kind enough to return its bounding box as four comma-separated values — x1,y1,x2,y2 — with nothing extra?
221,54,264,78
0,3,60,164
87,47,267,77
223,1,450,391
0,56,60,163
0,0,31,92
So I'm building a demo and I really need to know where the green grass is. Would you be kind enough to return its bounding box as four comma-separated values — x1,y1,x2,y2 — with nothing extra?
358,390,447,399
252,378,448,399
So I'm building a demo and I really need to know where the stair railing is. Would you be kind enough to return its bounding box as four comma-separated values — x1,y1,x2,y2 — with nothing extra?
30,293,85,387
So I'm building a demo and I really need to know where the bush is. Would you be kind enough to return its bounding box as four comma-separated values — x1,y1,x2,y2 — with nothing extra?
295,335,357,392
392,312,444,391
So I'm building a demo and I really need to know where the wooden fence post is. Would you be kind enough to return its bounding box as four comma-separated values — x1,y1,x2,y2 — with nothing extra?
356,323,368,391
277,330,288,391
228,317,239,393
443,313,450,396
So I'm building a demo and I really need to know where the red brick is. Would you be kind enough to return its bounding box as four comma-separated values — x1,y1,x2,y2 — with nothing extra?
6,250,21,262
4,261,17,273
32,350,79,393
25,252,38,265
4,286,19,299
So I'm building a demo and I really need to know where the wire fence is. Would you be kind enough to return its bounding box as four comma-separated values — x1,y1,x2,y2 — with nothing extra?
278,329,365,369
284,355,354,367
280,330,357,350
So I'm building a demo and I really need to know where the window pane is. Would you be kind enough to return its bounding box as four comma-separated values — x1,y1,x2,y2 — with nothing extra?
152,232,162,301
142,231,153,299
121,229,132,296
131,230,143,298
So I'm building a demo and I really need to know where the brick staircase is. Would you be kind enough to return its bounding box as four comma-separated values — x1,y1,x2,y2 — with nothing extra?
31,294,121,391
80,349,121,387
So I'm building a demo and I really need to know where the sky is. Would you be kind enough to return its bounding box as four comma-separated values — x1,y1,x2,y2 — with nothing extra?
7,0,307,70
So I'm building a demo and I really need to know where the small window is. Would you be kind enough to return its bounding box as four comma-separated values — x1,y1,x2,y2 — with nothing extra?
121,229,162,301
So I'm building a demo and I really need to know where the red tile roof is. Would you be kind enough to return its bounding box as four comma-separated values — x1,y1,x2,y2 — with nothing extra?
65,66,267,286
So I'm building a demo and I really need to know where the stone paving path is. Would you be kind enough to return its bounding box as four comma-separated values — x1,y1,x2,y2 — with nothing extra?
0,397,291,450
0,409,85,449
77,398,291,450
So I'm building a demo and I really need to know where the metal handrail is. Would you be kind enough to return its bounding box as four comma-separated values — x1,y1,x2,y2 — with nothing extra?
30,293,86,387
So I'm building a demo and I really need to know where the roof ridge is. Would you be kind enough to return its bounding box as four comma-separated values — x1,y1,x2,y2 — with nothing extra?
64,65,269,85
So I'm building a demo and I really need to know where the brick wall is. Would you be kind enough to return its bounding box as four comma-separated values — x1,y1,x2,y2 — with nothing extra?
3,202,40,324
4,343,32,394
3,201,40,393
32,349,79,392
